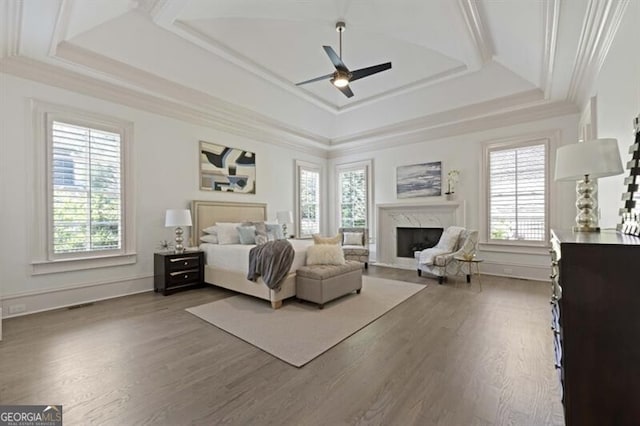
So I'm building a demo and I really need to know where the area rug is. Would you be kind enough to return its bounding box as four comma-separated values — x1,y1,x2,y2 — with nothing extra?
186,276,425,367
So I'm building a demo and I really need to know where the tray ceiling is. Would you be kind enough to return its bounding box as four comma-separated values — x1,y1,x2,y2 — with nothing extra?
1,0,630,145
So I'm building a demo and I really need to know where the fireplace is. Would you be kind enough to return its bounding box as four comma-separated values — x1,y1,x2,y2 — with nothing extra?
396,227,444,258
376,200,465,269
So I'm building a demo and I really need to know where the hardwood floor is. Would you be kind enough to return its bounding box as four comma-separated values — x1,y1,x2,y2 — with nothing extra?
0,266,564,426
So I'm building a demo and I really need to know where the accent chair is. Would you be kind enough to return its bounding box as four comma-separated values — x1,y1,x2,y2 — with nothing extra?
338,227,369,269
415,227,478,284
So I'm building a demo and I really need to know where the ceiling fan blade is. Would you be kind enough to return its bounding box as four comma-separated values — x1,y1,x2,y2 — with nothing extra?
349,62,392,82
295,73,334,86
337,84,354,98
323,46,348,71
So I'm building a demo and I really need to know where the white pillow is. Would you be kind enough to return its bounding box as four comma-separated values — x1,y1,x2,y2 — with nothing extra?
202,225,218,234
343,232,364,246
217,223,241,245
306,244,346,265
199,234,218,244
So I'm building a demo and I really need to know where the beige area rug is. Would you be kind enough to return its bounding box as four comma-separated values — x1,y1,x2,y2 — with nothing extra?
186,276,425,367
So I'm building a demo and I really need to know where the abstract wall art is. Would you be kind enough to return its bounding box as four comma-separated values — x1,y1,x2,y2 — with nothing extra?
200,141,256,193
396,161,442,198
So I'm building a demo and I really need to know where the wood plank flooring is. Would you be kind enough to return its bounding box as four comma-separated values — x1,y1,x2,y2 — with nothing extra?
0,266,564,426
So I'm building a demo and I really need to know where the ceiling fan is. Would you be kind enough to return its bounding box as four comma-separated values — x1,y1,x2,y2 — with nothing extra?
295,21,392,98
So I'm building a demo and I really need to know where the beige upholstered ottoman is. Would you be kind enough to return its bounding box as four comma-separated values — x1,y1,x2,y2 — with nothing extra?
296,261,363,309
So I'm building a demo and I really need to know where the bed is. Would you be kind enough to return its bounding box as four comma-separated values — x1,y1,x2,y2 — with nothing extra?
191,200,312,309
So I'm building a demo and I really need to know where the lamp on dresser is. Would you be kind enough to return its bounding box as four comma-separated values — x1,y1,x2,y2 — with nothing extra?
165,209,192,253
555,138,624,232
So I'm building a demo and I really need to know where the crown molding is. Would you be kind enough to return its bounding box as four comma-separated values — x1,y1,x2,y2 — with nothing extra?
0,56,330,158
541,0,560,99
567,0,629,104
171,20,338,114
332,88,544,146
458,0,494,65
53,43,329,146
327,99,577,158
2,0,23,57
146,0,188,26
48,0,73,56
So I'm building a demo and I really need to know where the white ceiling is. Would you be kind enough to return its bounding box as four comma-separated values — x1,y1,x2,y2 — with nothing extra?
0,0,631,148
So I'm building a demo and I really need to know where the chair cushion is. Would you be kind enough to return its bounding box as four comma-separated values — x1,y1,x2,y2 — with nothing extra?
342,245,369,255
418,247,450,266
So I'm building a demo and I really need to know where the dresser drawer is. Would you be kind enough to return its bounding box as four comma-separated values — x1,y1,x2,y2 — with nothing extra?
167,269,201,286
167,255,201,272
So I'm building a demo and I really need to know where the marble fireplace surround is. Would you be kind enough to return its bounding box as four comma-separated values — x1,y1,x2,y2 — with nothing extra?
376,200,466,269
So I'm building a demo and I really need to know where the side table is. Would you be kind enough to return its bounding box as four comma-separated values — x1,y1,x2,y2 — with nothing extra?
453,255,484,291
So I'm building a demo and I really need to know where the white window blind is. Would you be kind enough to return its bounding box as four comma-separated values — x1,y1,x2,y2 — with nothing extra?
298,167,320,237
339,167,367,228
51,120,123,255
489,143,546,241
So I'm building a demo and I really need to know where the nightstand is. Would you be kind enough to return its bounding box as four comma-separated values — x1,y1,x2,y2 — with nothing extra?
154,251,205,295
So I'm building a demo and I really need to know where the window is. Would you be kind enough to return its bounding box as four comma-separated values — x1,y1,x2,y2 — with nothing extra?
31,101,135,274
486,139,548,243
50,121,123,255
336,161,371,229
295,160,322,238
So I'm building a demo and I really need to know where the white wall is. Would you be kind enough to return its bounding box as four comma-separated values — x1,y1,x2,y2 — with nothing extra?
0,73,326,317
589,1,640,228
329,113,579,280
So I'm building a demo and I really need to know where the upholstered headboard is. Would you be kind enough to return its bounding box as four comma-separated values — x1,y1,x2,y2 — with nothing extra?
191,200,267,246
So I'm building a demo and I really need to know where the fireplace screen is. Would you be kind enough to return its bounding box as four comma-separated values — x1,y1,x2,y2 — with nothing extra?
396,227,444,258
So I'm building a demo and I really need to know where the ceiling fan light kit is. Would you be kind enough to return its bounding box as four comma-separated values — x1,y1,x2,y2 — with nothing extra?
296,21,392,98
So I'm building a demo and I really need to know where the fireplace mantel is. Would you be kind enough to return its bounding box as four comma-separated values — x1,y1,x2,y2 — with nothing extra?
376,200,466,269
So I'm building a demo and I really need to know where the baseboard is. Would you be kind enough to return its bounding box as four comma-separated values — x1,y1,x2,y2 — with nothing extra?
372,260,550,282
1,275,153,318
480,261,550,282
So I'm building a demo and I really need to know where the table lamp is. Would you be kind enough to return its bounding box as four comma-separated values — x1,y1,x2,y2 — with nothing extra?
555,138,623,232
165,209,192,253
276,210,293,237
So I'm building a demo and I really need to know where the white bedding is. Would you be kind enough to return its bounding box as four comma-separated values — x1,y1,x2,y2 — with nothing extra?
199,239,313,273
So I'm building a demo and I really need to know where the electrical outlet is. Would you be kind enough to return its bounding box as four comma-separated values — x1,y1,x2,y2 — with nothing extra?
8,304,26,314
504,268,514,274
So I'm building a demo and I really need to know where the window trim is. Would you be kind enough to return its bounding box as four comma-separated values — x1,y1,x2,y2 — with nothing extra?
480,130,558,248
335,160,373,238
294,159,322,239
30,100,136,274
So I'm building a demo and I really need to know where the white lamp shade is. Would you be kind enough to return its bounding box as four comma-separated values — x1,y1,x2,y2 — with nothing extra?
555,138,624,181
276,210,293,224
165,209,192,227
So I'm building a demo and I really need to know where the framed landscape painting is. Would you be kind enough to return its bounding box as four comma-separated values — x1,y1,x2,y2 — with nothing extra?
200,141,256,193
396,161,442,198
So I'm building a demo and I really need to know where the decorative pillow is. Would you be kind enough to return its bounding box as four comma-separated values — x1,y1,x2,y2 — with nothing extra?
436,226,464,251
343,232,364,246
255,234,268,245
216,223,241,245
237,226,256,245
199,234,218,244
312,234,341,245
252,222,268,237
202,225,218,234
265,223,284,240
306,244,346,265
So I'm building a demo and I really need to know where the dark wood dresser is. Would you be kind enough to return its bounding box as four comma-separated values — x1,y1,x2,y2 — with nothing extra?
550,229,640,426
154,251,204,295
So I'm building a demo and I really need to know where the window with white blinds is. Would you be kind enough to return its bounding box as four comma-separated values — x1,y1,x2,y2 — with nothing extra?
50,120,124,256
296,161,321,238
337,163,369,228
488,141,547,242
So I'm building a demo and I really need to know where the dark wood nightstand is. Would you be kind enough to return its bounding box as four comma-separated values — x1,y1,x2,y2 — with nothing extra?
154,251,205,295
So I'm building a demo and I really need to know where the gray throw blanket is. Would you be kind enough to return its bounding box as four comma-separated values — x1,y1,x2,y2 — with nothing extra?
247,239,294,290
